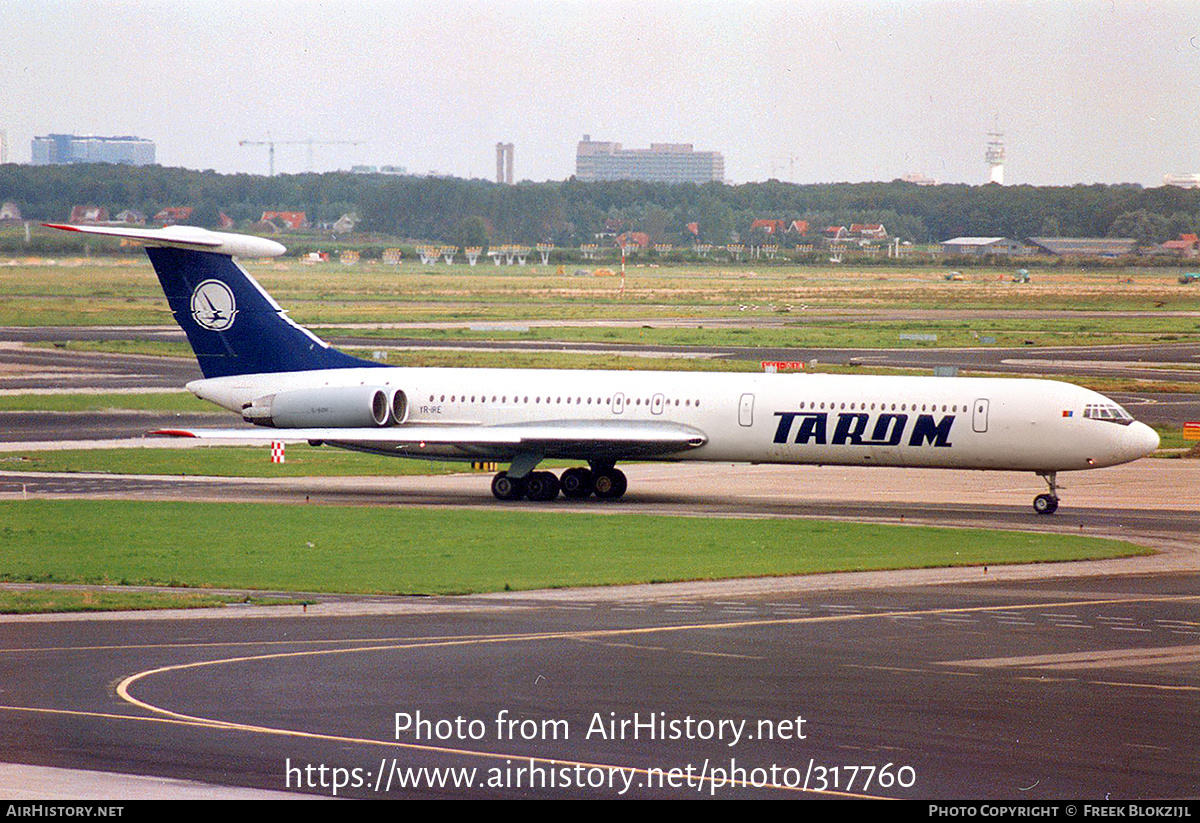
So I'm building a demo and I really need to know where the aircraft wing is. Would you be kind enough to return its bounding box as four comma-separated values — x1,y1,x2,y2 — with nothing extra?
154,419,708,461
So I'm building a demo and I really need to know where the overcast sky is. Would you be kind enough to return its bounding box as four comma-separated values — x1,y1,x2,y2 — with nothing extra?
4,0,1198,186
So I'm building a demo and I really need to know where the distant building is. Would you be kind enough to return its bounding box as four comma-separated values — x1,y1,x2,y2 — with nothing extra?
32,134,155,166
496,142,514,185
153,207,193,225
0,201,21,221
901,172,938,186
1026,237,1137,257
350,165,407,175
1163,174,1200,189
331,213,358,234
750,219,786,236
849,223,888,241
68,205,109,224
614,231,650,249
261,211,308,230
114,209,146,225
1158,234,1200,258
941,237,1024,256
575,135,724,184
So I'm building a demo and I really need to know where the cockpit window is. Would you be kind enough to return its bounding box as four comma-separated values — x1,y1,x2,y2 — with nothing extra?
1083,403,1133,426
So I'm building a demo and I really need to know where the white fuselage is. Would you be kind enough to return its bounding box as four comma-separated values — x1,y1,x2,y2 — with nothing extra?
188,367,1159,473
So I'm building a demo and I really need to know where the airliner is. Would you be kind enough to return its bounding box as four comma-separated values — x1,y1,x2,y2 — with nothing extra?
46,223,1159,514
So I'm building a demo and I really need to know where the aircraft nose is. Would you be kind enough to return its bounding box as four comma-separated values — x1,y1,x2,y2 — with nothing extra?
1126,422,1159,459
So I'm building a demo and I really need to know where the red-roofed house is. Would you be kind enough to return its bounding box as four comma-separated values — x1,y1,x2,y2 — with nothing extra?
615,232,650,249
261,211,308,231
1160,233,1199,257
69,205,109,224
849,223,888,240
786,219,809,235
154,207,193,225
750,219,786,235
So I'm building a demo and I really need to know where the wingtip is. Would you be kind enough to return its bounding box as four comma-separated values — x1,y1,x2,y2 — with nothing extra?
151,429,198,438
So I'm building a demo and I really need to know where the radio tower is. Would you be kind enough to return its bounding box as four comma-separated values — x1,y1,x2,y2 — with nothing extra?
985,117,1005,185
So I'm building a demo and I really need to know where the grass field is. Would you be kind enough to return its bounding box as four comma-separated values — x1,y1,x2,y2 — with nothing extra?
328,317,1200,349
0,589,310,614
0,444,468,477
16,341,1200,399
0,500,1150,596
0,391,212,413
4,259,1200,327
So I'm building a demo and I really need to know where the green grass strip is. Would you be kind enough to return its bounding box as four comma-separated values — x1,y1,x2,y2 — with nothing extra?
0,392,211,413
0,589,309,614
0,445,466,477
0,500,1150,596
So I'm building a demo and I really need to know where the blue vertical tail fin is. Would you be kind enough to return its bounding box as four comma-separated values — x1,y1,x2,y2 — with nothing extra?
145,246,372,378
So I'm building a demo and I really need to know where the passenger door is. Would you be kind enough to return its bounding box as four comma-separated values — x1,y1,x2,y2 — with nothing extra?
739,393,755,427
973,398,989,433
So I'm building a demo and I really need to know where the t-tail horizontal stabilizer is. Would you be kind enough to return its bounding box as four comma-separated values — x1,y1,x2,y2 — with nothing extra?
42,223,286,257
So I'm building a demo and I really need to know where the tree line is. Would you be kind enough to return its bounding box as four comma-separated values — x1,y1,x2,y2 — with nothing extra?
3,162,1200,247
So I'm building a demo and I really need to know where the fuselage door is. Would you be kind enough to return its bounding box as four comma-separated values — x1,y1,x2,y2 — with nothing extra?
973,398,990,433
739,393,755,427
651,393,665,415
612,392,625,414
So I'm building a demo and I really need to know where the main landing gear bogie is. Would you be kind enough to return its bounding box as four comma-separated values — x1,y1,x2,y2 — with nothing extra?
491,467,626,503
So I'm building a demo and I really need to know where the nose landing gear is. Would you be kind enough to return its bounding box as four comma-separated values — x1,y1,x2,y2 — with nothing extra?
1033,471,1061,515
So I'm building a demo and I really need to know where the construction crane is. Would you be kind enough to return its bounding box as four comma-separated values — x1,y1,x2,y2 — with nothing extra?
238,134,366,176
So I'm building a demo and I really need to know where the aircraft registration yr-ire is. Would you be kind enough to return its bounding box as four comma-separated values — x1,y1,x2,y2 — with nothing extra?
46,223,1159,514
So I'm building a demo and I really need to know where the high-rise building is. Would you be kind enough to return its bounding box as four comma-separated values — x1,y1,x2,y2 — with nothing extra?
495,142,513,184
575,135,724,184
31,134,156,166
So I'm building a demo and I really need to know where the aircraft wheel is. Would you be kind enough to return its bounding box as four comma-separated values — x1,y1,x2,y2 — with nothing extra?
560,467,594,499
593,468,627,500
491,472,527,501
1033,494,1059,515
525,471,560,502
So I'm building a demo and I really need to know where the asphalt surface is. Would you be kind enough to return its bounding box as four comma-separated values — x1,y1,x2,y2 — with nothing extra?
2,572,1198,799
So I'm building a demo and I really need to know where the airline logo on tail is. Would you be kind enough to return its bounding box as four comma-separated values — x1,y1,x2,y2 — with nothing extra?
190,279,238,331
